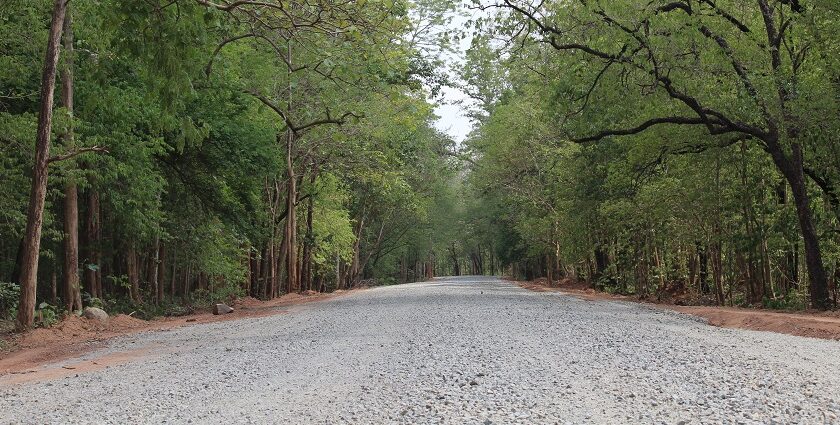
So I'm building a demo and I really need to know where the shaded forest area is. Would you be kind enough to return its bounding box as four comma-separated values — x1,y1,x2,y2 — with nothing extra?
2,0,840,333
458,0,840,310
0,0,472,330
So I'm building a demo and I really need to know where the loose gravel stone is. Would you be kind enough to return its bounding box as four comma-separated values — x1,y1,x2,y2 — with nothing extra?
2,276,840,424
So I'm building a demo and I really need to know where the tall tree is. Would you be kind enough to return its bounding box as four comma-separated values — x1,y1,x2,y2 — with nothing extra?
60,3,82,312
16,0,69,330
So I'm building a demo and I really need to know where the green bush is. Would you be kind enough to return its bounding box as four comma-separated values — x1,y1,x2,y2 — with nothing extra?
762,290,807,311
0,282,20,320
82,292,106,309
35,302,59,328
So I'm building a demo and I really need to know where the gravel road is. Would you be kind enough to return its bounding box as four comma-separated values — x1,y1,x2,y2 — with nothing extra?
2,276,840,424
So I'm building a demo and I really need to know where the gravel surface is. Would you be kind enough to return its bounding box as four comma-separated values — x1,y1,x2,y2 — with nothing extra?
2,276,840,424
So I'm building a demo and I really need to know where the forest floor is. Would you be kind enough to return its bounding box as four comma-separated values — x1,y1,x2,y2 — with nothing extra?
516,278,840,340
0,288,363,376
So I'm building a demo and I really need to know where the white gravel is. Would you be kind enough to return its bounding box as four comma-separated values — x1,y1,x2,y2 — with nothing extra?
2,276,840,424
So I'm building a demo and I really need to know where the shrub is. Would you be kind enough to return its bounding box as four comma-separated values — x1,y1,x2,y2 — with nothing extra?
762,290,807,311
0,282,20,320
35,302,59,328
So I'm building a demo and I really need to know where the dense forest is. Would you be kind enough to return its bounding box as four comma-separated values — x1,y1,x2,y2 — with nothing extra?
0,0,469,330
2,0,839,331
459,0,840,309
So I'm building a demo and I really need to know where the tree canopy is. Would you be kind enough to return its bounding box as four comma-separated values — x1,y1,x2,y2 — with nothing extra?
459,0,840,308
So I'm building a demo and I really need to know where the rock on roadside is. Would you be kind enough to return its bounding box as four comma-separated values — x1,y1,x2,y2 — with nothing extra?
82,307,109,322
213,303,234,315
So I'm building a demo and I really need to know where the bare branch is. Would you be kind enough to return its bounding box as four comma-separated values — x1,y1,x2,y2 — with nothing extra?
295,111,362,133
48,146,108,164
246,88,360,134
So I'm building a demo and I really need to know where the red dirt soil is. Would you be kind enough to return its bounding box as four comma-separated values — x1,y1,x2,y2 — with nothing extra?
516,278,840,341
0,289,361,377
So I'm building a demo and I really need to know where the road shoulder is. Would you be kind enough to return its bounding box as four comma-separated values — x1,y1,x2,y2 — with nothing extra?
0,289,363,378
515,279,840,340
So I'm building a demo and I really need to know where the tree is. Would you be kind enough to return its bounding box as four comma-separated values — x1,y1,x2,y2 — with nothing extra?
60,3,82,313
16,0,69,330
481,0,839,308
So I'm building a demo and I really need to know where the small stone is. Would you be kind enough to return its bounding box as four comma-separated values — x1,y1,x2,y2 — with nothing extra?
212,303,234,315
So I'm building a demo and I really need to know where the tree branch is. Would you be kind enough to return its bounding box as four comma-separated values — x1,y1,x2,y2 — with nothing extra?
573,117,712,143
245,89,360,134
295,111,361,133
48,146,108,164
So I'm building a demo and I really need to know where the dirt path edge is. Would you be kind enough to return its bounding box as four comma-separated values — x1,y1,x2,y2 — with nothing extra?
514,279,840,341
0,289,365,376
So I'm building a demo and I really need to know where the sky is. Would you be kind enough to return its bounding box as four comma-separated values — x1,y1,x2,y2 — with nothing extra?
431,11,476,145
434,86,472,143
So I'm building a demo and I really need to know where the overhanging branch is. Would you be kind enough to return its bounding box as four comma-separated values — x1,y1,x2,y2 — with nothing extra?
48,146,108,164
573,117,712,143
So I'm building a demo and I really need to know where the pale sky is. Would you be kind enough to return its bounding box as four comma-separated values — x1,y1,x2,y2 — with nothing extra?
434,85,472,144
431,10,476,145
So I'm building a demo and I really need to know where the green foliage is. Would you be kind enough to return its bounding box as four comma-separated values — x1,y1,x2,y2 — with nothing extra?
35,302,59,328
0,283,21,320
762,291,809,311
455,0,840,307
190,284,244,307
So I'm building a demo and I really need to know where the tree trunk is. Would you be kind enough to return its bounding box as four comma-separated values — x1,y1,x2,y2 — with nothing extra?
761,239,772,299
593,246,609,290
170,251,177,298
241,245,250,295
687,246,698,291
285,137,298,294
16,0,69,330
250,247,259,297
50,269,57,305
335,253,341,290
126,247,141,303
489,247,495,276
426,251,435,279
698,242,710,294
60,6,81,312
149,238,160,304
258,246,268,298
183,265,190,298
157,242,166,302
284,40,299,294
546,254,553,287
277,230,288,297
63,182,81,311
711,241,724,305
789,243,799,288
301,167,316,292
789,171,830,308
449,244,460,276
84,190,101,299
634,237,648,296
769,141,830,309
653,246,665,297
266,240,275,299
